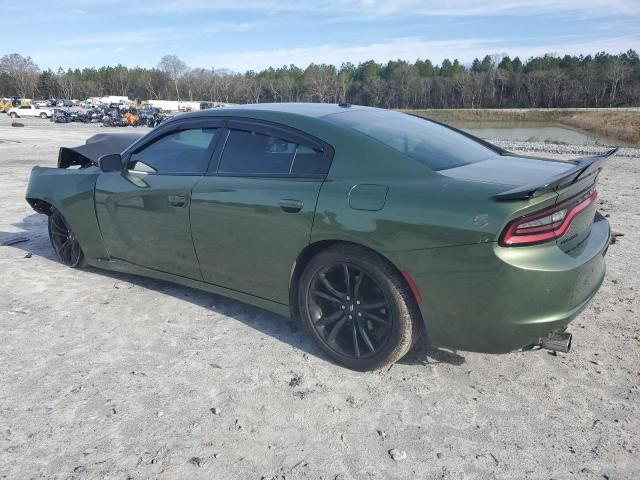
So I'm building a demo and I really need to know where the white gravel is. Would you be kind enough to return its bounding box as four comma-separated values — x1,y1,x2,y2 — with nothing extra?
1,117,639,479
491,139,640,158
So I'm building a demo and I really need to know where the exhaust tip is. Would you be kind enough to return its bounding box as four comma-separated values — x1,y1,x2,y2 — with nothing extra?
540,331,572,353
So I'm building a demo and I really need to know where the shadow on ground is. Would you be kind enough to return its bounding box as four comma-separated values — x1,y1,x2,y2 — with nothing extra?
1,213,466,368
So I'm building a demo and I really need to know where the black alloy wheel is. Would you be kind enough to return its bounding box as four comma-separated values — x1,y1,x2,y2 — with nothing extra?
48,209,86,268
299,244,419,371
308,262,392,359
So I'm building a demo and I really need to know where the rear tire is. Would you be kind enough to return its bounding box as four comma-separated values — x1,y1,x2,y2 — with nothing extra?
298,244,421,371
39,112,48,119
48,209,87,268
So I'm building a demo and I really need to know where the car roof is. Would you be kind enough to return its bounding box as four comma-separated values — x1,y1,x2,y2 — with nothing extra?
189,102,375,120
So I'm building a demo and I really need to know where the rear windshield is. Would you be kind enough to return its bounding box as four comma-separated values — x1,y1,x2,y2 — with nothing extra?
324,109,496,171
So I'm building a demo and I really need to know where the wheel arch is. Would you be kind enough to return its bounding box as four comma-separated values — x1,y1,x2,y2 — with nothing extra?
26,197,55,215
288,239,424,323
25,167,108,259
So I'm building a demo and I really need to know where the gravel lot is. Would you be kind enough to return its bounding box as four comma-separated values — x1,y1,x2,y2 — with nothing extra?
1,117,639,480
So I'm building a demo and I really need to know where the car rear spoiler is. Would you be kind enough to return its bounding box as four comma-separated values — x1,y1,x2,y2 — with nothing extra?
493,148,618,201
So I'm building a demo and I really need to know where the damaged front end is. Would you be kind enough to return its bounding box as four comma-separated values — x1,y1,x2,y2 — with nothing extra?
25,132,143,259
57,132,143,168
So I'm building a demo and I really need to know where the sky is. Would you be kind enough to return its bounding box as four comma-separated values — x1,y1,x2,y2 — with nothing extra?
4,0,640,72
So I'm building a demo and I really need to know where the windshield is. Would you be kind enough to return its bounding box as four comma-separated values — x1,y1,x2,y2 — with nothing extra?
324,109,497,171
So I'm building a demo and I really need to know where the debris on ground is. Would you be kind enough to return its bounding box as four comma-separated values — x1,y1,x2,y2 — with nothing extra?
610,231,625,244
388,449,407,462
289,373,303,387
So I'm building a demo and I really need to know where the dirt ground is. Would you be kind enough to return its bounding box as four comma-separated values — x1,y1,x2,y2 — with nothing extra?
1,117,639,480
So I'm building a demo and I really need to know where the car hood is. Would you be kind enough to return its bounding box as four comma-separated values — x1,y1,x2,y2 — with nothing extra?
58,132,144,168
438,154,573,188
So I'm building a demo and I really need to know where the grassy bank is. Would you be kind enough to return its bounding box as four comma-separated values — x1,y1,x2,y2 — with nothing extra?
401,108,640,146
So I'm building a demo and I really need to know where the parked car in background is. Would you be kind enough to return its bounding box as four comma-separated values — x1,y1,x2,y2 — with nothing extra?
34,100,49,108
7,105,54,119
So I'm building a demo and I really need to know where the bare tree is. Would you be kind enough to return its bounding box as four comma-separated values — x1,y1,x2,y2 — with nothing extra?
56,68,74,99
544,69,565,107
0,53,39,98
241,73,263,103
157,54,188,101
606,58,629,105
116,66,130,97
303,64,336,102
335,63,354,103
523,71,544,107
216,70,235,103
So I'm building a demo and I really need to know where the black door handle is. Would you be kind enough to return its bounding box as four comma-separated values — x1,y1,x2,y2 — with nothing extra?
278,199,303,213
168,194,188,207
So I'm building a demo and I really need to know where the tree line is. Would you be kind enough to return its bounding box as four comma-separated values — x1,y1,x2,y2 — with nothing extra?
1,50,639,108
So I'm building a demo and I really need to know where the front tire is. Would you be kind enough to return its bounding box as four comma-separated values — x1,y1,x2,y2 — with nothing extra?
9,112,18,118
298,244,420,371
48,209,86,268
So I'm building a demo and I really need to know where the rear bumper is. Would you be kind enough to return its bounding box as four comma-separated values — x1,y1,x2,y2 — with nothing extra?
390,213,610,353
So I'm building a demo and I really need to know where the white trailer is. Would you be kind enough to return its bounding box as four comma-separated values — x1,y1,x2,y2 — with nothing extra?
84,96,131,107
146,100,202,112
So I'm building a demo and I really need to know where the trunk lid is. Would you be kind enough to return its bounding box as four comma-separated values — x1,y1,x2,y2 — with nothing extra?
439,151,614,250
438,154,575,189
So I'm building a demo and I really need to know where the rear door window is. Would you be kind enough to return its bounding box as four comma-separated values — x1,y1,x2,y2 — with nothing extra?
218,127,330,177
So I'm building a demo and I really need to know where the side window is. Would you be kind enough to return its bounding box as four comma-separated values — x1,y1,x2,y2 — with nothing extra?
19,106,29,109
129,127,217,174
218,128,329,177
218,129,297,175
290,144,329,176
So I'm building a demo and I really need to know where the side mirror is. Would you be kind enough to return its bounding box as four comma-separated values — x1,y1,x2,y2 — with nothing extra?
98,153,122,172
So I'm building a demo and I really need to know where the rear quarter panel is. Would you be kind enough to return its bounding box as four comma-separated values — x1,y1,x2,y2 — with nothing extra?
311,136,559,253
26,166,108,259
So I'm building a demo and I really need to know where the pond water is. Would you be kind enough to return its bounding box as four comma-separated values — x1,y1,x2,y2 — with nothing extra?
450,121,622,147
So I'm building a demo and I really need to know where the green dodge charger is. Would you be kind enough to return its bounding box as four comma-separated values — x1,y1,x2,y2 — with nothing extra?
26,103,613,370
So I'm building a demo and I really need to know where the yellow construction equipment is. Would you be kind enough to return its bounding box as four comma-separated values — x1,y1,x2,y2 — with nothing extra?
0,99,12,113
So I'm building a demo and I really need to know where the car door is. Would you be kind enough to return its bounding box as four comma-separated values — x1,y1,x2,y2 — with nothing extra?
190,119,334,304
95,119,222,279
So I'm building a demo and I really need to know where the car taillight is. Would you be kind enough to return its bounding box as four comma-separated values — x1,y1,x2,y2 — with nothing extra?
500,186,598,247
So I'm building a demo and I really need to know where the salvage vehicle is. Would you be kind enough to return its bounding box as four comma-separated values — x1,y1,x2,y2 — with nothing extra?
25,104,613,370
7,104,54,119
51,108,71,123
